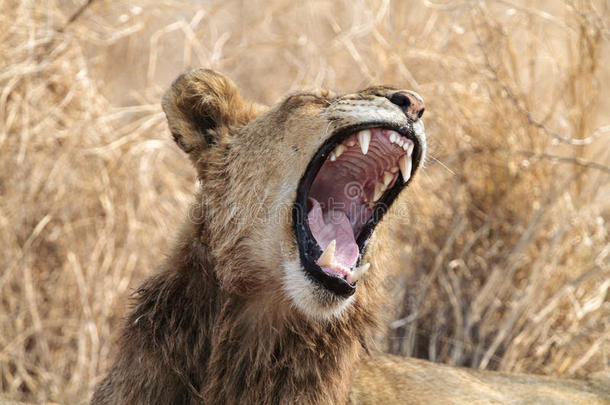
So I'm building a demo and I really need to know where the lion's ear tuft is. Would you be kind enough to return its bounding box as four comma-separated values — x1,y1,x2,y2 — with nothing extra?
162,69,252,154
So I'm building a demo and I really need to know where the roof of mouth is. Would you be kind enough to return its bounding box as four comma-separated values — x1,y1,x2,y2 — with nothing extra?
306,127,414,283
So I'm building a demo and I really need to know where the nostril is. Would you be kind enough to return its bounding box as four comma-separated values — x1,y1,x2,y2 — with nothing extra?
388,91,425,121
389,93,411,109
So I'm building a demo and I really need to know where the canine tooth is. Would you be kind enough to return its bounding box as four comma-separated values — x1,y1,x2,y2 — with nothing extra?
330,152,337,162
351,263,371,282
383,171,394,186
373,182,386,201
399,155,412,182
389,133,396,143
391,166,399,173
334,144,346,158
318,240,336,267
357,130,371,155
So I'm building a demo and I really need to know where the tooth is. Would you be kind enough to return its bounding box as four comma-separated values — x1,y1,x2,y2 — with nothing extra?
389,133,396,143
334,144,346,158
391,166,399,173
357,130,371,155
405,140,414,156
351,263,371,282
399,155,412,182
383,171,394,186
318,240,336,267
330,152,337,162
373,182,386,201
347,140,355,147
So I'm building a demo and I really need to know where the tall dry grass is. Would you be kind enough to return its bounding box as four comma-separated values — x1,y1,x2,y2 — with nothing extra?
0,0,608,403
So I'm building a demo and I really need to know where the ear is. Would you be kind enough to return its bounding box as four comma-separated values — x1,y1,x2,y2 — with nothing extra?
162,69,258,155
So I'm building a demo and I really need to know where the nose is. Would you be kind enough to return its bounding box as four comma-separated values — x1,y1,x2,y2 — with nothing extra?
388,91,425,121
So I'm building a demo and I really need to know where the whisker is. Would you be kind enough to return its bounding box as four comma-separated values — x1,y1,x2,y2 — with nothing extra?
428,154,455,176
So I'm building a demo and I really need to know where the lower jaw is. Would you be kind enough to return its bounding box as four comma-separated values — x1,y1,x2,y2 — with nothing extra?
302,259,358,296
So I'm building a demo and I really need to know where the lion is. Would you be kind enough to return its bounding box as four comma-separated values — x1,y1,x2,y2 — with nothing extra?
91,69,609,404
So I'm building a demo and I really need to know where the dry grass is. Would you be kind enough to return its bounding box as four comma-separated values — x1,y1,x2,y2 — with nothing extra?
0,0,608,403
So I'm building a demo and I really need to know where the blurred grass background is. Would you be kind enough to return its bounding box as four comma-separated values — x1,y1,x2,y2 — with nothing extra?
1,0,609,403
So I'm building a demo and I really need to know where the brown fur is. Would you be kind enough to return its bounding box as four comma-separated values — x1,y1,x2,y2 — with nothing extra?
92,69,609,405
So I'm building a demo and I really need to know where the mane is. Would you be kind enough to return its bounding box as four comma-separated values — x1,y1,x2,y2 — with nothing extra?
93,221,383,404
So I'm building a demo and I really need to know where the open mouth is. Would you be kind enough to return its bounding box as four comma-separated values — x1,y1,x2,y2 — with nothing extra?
294,123,423,297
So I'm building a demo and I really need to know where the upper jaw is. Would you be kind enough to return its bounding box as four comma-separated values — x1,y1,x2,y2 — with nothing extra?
293,118,426,298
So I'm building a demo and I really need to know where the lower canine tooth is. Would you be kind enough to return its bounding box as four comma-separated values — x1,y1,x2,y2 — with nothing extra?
318,240,336,267
399,155,412,182
357,130,371,155
351,263,371,282
383,171,394,186
373,182,386,201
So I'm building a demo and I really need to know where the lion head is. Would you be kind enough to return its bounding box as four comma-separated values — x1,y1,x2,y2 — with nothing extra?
162,69,426,321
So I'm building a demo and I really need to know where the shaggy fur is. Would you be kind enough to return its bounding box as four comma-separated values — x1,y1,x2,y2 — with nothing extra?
91,221,375,404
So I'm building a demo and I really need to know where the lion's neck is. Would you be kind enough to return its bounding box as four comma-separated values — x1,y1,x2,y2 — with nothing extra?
127,226,379,404
200,295,366,403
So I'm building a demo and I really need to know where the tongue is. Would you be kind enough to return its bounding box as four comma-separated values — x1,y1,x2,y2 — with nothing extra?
307,198,359,269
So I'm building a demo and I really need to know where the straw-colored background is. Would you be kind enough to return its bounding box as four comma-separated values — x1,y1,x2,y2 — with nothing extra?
1,0,608,403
